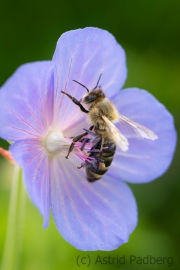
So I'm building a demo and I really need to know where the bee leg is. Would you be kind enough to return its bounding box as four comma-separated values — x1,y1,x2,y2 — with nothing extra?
80,125,94,151
65,143,75,159
66,132,88,159
61,91,89,113
77,164,83,169
66,126,94,158
100,136,104,151
66,126,94,159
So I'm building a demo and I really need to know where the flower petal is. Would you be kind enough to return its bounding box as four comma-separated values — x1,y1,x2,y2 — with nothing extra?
109,88,177,183
0,62,54,141
10,139,50,227
50,154,137,250
10,138,137,250
52,27,127,134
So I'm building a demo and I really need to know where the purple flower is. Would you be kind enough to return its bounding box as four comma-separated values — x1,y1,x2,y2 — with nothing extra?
0,27,176,250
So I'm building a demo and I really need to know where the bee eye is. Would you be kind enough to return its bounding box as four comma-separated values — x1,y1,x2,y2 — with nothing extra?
84,93,97,103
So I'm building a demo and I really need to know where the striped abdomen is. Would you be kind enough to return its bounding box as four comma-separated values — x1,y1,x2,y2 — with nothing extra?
86,139,116,182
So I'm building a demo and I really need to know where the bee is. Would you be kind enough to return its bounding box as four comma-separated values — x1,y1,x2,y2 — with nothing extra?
61,74,158,182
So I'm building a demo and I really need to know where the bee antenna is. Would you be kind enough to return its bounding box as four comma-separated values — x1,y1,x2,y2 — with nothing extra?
93,73,103,90
73,80,89,92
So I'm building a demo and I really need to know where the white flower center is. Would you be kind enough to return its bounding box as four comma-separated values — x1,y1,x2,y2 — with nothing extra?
43,130,69,155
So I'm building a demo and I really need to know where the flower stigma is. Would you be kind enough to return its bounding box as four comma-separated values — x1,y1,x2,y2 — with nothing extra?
43,130,71,155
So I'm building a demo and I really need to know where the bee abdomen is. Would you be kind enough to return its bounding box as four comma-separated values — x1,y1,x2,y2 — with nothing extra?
86,166,108,182
86,141,116,182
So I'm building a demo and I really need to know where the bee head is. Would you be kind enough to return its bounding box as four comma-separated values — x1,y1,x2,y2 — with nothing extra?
82,90,105,104
73,74,104,107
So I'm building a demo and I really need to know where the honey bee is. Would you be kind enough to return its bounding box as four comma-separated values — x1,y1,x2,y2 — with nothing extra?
61,74,158,182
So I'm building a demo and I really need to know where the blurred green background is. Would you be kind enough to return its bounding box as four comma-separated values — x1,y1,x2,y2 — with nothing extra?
0,0,179,269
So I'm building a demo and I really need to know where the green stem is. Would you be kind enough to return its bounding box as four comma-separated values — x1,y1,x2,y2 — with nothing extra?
15,173,26,270
1,165,22,270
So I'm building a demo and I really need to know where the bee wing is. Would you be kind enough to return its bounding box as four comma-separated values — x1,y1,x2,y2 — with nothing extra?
118,114,158,140
101,115,129,151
